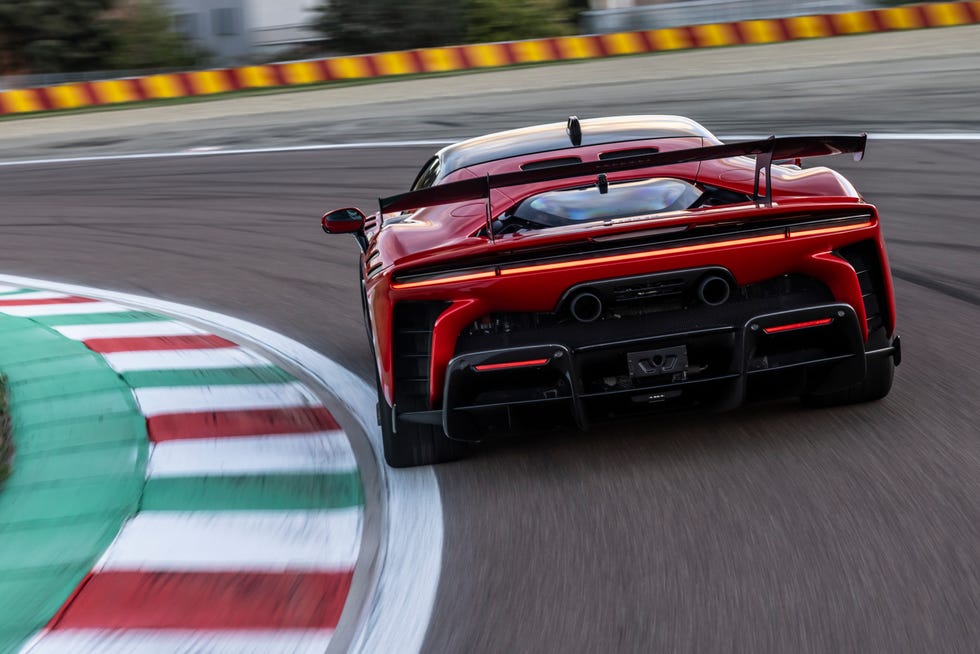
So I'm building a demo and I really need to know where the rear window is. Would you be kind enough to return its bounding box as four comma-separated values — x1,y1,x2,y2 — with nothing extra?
512,178,701,228
411,156,441,191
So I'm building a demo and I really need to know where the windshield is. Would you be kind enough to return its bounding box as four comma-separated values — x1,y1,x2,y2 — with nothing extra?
509,178,702,230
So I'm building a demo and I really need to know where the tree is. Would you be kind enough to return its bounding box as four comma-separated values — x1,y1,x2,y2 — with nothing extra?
107,0,203,70
311,0,578,55
312,0,466,54
464,0,575,44
0,0,116,74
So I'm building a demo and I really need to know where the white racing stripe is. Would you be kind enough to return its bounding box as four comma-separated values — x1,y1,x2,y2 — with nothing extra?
22,630,334,654
0,285,25,294
0,301,129,317
95,510,362,572
134,382,320,416
53,321,203,340
103,347,270,372
147,432,356,477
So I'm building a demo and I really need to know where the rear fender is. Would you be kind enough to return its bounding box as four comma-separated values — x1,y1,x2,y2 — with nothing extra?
799,251,868,341
429,299,487,407
873,236,898,336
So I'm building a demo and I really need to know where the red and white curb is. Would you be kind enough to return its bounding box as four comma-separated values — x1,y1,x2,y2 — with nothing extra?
0,289,357,653
0,274,442,654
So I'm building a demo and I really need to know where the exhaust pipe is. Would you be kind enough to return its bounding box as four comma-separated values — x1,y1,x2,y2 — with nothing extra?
569,291,603,323
696,275,731,306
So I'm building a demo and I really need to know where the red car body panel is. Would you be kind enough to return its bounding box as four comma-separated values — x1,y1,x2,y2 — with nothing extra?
319,116,898,464
358,130,895,408
367,214,892,406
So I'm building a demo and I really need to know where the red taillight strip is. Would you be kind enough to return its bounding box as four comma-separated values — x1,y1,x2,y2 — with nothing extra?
392,234,782,289
788,221,873,237
392,270,495,290
500,233,783,276
473,358,549,372
762,318,833,334
391,219,875,289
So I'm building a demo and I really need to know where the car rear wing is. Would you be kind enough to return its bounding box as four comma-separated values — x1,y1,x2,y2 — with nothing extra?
379,134,867,215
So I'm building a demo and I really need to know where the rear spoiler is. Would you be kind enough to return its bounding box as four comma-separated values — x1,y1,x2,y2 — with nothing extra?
379,134,867,214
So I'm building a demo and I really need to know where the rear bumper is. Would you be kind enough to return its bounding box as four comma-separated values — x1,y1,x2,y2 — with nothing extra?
399,302,899,441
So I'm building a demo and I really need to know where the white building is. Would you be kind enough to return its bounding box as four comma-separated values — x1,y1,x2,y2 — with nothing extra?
581,0,874,33
167,0,323,65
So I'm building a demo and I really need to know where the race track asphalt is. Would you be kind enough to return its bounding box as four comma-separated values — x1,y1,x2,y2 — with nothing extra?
1,26,978,653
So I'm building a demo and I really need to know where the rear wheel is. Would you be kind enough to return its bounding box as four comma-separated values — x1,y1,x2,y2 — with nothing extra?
378,393,470,467
365,278,469,466
802,353,894,408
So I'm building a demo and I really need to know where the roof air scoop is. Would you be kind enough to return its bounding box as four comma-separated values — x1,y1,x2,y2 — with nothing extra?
566,116,582,147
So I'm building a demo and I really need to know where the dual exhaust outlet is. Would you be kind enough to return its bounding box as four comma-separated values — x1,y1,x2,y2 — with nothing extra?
568,274,733,323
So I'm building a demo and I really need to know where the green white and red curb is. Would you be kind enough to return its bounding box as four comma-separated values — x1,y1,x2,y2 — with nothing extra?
0,283,360,653
0,276,434,654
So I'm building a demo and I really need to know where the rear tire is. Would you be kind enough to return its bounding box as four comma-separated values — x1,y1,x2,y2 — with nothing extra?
802,353,894,408
366,275,468,467
378,394,470,467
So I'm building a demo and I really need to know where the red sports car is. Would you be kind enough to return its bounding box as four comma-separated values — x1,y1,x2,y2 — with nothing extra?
321,116,900,467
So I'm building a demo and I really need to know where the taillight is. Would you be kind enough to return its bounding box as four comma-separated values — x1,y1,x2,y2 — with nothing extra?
762,318,833,335
473,358,550,372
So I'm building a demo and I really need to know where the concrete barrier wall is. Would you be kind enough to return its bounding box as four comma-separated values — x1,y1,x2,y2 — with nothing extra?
1,1,977,116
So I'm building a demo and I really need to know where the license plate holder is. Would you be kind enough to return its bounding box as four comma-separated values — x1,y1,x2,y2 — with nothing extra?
627,345,688,379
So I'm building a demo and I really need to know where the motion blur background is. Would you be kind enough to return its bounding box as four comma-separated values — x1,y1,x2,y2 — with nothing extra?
0,0,928,84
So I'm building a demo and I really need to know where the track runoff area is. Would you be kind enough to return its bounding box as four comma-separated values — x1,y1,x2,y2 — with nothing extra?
0,274,439,654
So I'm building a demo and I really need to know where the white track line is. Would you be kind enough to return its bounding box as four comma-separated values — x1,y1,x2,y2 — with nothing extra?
95,510,362,572
23,630,335,654
0,141,456,168
0,301,129,317
103,347,271,372
0,290,71,301
53,320,203,340
133,382,319,416
1,133,980,168
724,133,980,141
147,432,357,477
0,273,442,654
